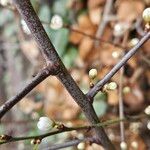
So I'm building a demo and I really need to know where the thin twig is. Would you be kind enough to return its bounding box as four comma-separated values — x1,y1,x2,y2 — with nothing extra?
119,68,125,142
44,137,95,150
95,0,114,46
0,67,53,119
86,31,150,99
0,115,146,145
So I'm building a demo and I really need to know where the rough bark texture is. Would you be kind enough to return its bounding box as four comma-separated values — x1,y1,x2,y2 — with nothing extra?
10,0,115,149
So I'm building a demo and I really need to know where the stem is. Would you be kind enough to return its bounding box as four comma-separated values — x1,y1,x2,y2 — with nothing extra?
95,0,114,46
119,68,125,142
0,115,146,145
0,67,52,119
10,0,114,149
87,31,150,99
44,137,95,150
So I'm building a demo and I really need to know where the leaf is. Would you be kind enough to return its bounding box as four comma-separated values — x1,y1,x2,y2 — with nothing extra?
52,0,68,17
93,100,107,117
63,46,78,68
46,28,69,57
39,5,51,23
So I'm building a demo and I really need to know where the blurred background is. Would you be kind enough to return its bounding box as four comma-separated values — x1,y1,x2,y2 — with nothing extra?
0,0,150,149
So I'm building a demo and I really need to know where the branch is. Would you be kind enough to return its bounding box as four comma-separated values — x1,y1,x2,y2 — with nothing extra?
95,0,114,46
0,66,53,119
0,115,146,145
9,0,114,149
87,31,150,99
44,137,95,150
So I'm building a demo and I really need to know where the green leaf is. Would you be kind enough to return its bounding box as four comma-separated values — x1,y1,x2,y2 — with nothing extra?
46,28,69,57
52,0,68,17
93,100,107,117
39,5,51,23
63,46,78,68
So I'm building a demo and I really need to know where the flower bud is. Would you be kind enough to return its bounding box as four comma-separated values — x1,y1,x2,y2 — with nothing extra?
112,51,120,59
128,38,139,47
0,0,9,6
77,142,85,150
131,141,138,150
37,117,55,131
113,22,129,37
50,15,63,30
142,8,150,23
104,82,117,91
120,142,127,150
89,68,98,79
123,86,131,94
144,105,150,115
147,121,150,130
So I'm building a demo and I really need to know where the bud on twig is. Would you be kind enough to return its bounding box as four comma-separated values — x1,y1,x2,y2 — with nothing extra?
144,105,150,115
89,69,98,79
37,117,55,131
120,141,127,150
142,8,150,30
103,82,117,92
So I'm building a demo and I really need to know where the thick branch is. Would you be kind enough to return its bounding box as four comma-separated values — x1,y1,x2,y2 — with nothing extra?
87,31,150,99
10,0,114,149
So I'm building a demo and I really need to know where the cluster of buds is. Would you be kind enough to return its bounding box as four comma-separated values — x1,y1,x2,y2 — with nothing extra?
142,8,150,30
103,82,117,92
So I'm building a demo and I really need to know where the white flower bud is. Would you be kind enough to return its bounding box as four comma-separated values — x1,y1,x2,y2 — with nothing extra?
0,0,9,6
104,82,117,91
129,38,139,47
120,142,128,150
144,105,150,115
37,117,55,131
89,68,98,79
123,86,131,94
77,142,85,150
131,141,138,149
21,19,31,35
142,8,150,23
147,121,150,130
50,15,63,30
113,22,129,37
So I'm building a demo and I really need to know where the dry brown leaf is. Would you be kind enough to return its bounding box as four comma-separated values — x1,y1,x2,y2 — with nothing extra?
79,37,94,60
117,0,144,22
69,25,84,45
88,0,105,9
78,14,94,29
123,84,144,111
89,7,102,25
108,90,119,106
